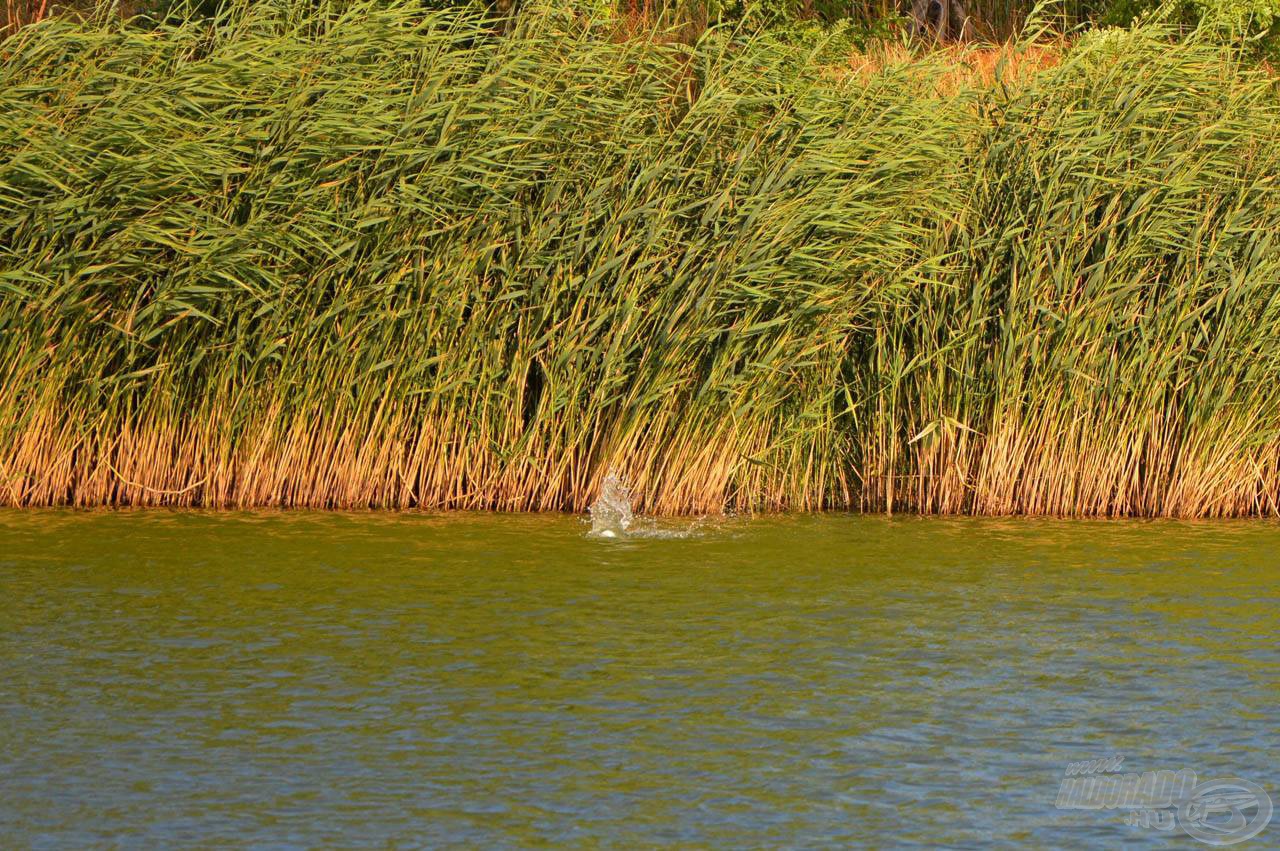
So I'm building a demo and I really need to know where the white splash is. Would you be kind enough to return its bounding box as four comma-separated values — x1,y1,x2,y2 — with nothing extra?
587,471,710,539
588,471,634,538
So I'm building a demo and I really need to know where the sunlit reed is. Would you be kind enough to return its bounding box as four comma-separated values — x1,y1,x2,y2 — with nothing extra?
3,7,1279,516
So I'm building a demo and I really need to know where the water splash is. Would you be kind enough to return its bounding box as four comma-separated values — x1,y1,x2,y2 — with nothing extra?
588,471,634,538
587,471,713,539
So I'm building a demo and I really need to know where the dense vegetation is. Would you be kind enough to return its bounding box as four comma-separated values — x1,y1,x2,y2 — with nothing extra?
3,2,1280,515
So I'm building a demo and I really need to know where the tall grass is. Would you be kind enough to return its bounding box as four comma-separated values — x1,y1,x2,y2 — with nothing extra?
3,5,1280,516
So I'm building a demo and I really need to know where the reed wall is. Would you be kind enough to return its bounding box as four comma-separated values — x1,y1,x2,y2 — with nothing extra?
4,7,1280,515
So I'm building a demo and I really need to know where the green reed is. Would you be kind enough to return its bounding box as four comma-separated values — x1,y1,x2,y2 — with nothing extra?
2,5,1280,515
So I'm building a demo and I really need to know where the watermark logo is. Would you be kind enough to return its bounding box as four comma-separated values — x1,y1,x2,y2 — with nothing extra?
1056,757,1272,846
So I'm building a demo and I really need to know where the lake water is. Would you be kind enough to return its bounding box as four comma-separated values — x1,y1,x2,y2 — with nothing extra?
2,512,1277,847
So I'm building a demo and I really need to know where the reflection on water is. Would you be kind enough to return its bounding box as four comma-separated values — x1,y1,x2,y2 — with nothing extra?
1,512,1277,847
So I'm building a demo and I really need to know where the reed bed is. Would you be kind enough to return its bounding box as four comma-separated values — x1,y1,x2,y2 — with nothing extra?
3,5,1280,515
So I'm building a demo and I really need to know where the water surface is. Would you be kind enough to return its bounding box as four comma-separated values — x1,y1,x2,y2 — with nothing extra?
2,512,1277,847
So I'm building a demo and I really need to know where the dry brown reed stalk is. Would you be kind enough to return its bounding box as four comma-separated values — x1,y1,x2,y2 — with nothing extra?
612,0,708,44
839,38,1064,95
2,0,45,33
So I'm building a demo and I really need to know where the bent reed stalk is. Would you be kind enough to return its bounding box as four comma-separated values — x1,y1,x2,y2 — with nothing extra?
4,5,1280,516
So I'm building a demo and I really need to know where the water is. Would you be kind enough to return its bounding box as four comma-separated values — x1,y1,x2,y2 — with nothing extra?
2,511,1277,848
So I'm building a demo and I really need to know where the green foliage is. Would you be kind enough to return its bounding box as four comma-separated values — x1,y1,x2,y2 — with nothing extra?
1201,0,1280,29
4,5,1280,514
1102,0,1280,55
765,14,910,55
616,0,888,28
1197,0,1280,58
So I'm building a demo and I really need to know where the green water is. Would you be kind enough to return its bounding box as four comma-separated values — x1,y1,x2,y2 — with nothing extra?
2,512,1277,847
